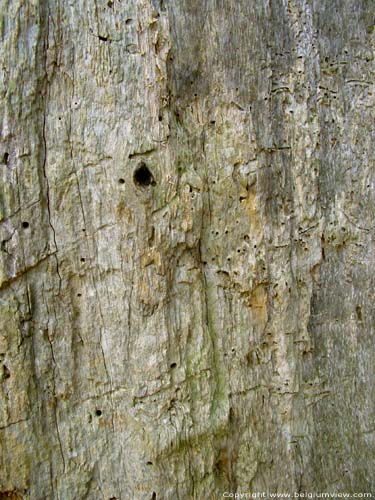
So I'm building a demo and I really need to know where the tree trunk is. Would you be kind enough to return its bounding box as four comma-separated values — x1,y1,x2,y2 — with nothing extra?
0,0,374,498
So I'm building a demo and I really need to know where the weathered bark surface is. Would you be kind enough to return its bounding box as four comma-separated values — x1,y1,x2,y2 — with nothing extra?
0,0,374,498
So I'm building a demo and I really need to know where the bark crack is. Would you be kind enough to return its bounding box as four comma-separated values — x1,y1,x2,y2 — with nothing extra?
42,285,66,475
42,16,62,293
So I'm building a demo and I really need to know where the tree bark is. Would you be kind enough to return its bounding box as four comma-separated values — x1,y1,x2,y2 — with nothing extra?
0,0,374,498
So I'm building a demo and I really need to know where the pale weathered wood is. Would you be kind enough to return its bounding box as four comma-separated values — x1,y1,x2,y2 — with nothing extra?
0,0,374,498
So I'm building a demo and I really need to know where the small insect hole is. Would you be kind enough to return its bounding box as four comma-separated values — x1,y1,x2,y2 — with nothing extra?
118,178,125,184
95,409,102,417
3,152,9,164
3,365,10,379
170,363,177,369
80,257,85,262
22,221,30,229
356,305,362,322
147,461,153,465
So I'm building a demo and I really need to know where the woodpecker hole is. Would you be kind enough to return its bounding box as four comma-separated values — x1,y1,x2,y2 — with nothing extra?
133,163,155,187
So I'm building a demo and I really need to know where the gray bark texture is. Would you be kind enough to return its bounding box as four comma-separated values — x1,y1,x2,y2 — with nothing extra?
0,0,374,498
